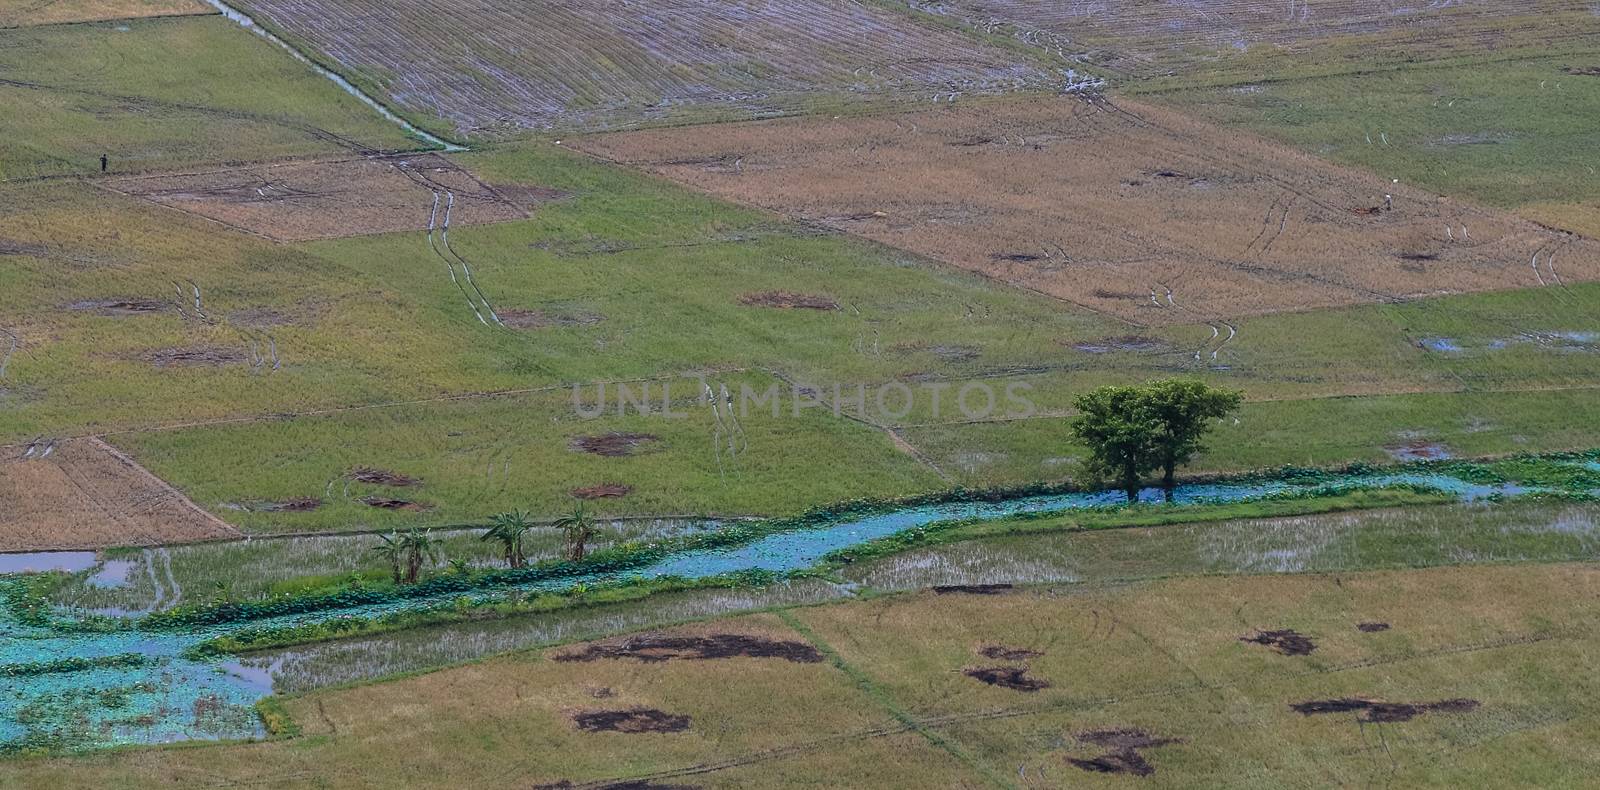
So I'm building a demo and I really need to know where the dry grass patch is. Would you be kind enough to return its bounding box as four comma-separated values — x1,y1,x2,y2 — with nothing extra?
0,0,203,27
106,154,548,241
0,437,238,551
579,96,1599,324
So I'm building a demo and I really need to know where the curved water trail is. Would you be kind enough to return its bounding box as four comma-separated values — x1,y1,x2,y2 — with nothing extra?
201,0,463,152
0,469,1553,753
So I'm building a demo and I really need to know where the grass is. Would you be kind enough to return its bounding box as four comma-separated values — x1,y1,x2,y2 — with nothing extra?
1146,54,1600,232
0,15,420,180
0,0,204,28
6,559,1598,786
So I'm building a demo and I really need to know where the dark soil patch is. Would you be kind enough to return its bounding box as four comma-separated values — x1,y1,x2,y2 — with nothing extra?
570,433,660,457
360,497,429,511
1385,440,1453,461
345,466,421,487
1068,728,1182,776
1357,622,1391,633
224,497,322,513
1398,252,1439,261
498,308,605,329
1071,335,1164,354
1151,169,1188,178
0,239,49,257
738,291,839,310
977,644,1042,661
556,633,824,664
1562,66,1600,76
1351,206,1383,216
571,708,690,734
1240,629,1316,656
992,252,1044,262
144,346,248,368
572,483,633,499
890,341,981,362
537,781,701,790
932,583,1013,595
964,666,1050,692
64,298,167,316
1291,697,1479,723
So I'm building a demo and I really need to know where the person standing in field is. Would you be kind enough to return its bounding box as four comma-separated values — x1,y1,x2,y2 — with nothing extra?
100,154,108,173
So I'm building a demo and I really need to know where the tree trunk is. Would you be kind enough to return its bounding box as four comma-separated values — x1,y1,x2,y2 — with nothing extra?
1122,462,1141,504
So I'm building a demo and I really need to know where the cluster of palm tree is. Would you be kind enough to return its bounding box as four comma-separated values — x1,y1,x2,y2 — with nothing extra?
371,503,601,585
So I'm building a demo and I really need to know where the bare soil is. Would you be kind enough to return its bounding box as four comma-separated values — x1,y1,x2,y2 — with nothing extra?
143,346,249,368
932,583,1013,595
1068,728,1183,777
1386,441,1454,461
571,708,691,734
346,467,421,487
977,644,1042,661
1291,697,1480,723
107,154,542,242
569,433,661,458
1563,66,1600,76
738,291,839,311
571,483,633,500
554,633,824,664
1357,621,1392,632
0,438,239,551
1070,335,1166,354
580,97,1600,324
1241,629,1317,656
498,308,605,330
963,666,1050,691
223,498,323,513
63,298,168,316
360,497,429,511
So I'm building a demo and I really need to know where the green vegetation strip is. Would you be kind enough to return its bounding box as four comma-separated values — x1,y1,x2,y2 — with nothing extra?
0,653,149,678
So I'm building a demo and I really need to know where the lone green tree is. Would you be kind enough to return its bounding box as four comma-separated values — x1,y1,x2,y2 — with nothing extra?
482,509,534,569
1142,379,1242,493
1070,380,1241,502
1069,384,1160,502
554,502,597,562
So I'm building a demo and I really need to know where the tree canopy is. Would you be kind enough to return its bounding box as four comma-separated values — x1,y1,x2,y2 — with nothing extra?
1069,379,1241,501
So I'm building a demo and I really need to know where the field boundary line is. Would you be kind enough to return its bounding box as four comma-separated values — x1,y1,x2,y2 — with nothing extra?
88,437,243,541
0,9,219,32
1131,46,1600,96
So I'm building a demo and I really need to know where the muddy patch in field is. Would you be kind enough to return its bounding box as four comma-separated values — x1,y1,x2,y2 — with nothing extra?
0,239,50,257
570,433,661,457
890,341,981,362
499,308,605,330
571,708,691,734
1070,335,1165,354
1240,629,1316,656
556,633,823,664
572,483,633,500
933,583,1013,595
1291,697,1479,723
360,497,429,511
1562,66,1600,76
346,467,421,487
1068,728,1182,777
64,299,167,316
1357,621,1391,632
977,644,1042,661
964,666,1050,691
221,497,322,513
1385,440,1453,461
739,291,839,310
143,346,248,368
538,781,700,790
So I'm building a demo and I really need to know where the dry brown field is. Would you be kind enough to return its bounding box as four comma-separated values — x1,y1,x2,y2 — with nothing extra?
0,437,239,551
578,96,1600,324
229,0,1057,136
0,0,203,28
105,154,550,242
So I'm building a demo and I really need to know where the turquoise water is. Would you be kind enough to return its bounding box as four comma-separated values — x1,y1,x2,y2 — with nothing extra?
0,469,1545,753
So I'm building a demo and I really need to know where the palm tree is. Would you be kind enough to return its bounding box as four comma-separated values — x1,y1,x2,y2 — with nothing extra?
371,531,404,584
553,502,597,562
397,528,441,584
482,509,533,569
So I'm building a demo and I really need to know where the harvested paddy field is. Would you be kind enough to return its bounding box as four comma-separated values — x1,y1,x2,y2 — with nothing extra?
107,154,549,241
8,561,1599,787
0,0,204,28
0,437,238,551
581,96,1600,324
227,0,1057,136
912,0,1589,79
